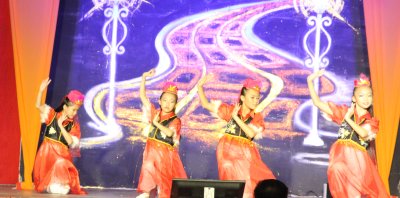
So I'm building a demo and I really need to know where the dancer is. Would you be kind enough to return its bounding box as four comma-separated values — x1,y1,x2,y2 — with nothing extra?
136,69,187,198
33,78,86,195
197,76,276,198
307,70,389,197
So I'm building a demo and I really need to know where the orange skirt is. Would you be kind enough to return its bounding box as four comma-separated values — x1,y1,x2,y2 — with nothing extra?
327,141,389,198
137,139,187,198
33,138,86,194
217,135,275,198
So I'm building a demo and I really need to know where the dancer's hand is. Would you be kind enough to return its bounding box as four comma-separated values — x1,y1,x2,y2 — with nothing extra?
345,102,355,120
36,78,51,109
231,103,241,118
57,113,73,145
39,78,51,92
152,112,160,125
198,74,214,88
142,69,155,78
57,114,68,128
197,76,208,88
307,69,325,82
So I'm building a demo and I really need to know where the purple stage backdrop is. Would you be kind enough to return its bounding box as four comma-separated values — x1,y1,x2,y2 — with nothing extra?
45,0,371,196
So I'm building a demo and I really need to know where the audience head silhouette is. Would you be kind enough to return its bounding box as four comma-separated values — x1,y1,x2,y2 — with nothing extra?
254,179,288,198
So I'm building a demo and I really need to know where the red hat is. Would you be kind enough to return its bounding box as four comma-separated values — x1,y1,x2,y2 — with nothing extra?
354,73,371,87
67,90,84,106
243,78,261,93
162,82,178,95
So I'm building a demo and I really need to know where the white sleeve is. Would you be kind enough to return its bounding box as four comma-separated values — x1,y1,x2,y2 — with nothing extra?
249,123,263,140
40,104,52,123
362,124,376,141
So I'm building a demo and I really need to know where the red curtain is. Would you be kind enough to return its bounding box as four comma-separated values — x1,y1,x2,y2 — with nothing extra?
0,0,21,184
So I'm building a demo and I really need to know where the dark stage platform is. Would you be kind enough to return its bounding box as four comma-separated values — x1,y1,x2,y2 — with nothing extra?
0,185,316,197
0,185,137,198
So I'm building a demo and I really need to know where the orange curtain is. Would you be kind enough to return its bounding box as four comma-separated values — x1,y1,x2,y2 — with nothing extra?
9,0,60,189
363,0,400,191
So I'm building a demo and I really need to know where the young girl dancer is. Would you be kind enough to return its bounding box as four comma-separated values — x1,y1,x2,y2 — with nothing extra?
33,78,86,195
307,70,389,197
197,77,276,198
136,69,187,198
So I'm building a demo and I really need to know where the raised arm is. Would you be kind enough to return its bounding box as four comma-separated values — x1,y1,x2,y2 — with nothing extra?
140,69,155,110
255,73,283,113
36,78,51,112
307,69,333,115
197,75,216,113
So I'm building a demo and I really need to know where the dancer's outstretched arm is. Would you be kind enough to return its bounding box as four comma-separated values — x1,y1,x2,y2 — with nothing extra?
307,69,332,115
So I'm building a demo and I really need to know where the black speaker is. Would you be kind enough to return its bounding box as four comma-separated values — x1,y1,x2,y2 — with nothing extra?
171,179,245,198
389,119,400,196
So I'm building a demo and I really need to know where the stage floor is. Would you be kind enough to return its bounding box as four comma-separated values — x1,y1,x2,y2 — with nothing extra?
0,185,316,197
0,185,138,198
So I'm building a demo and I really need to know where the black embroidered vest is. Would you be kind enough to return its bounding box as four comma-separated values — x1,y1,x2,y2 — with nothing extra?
44,113,74,147
337,115,369,149
224,115,253,140
148,115,177,146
